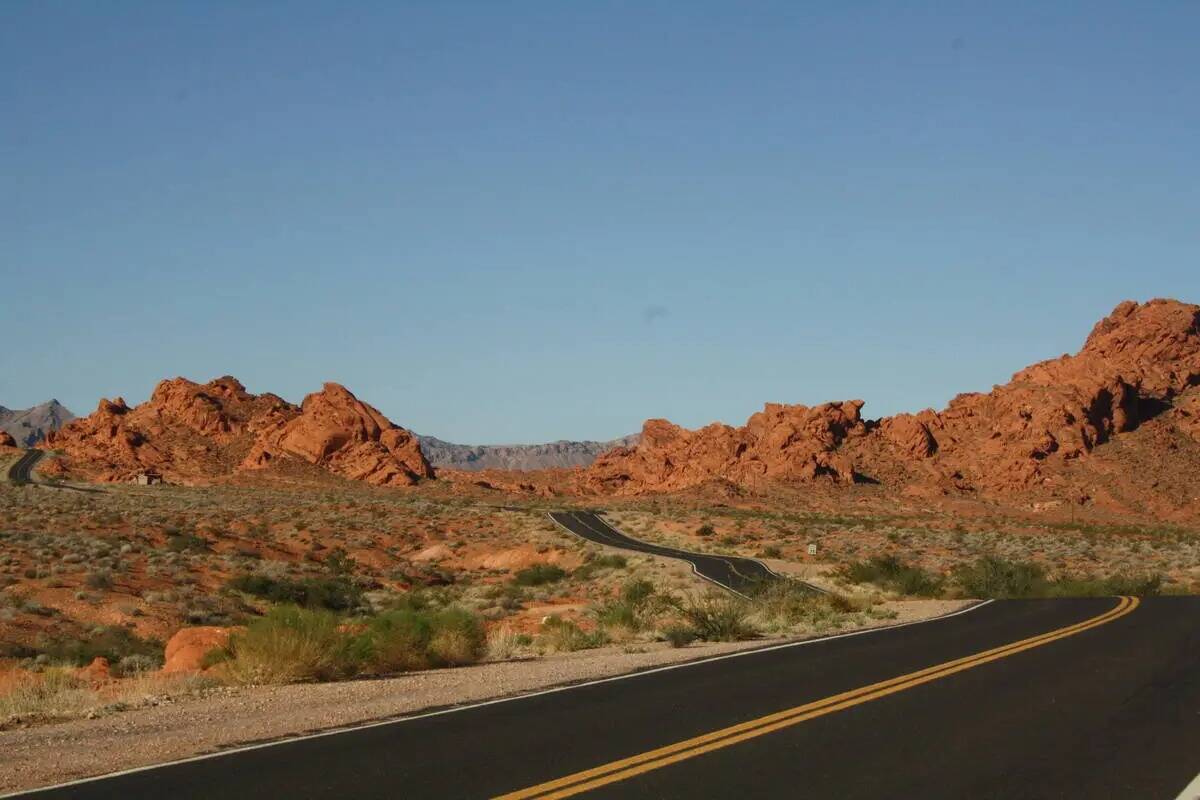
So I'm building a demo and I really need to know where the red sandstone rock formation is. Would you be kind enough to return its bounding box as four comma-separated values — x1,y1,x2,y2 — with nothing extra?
0,430,16,448
587,400,869,494
163,626,240,673
243,383,432,486
43,377,431,486
585,299,1200,496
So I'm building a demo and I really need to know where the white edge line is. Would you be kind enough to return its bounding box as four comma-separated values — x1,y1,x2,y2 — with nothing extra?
1175,771,1200,800
5,574,994,797
7,597,993,796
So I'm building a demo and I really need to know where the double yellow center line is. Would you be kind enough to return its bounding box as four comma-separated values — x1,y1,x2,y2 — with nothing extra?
495,596,1139,799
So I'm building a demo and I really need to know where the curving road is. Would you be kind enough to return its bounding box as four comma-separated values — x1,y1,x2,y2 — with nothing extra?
12,596,1200,799
549,510,822,596
6,449,43,485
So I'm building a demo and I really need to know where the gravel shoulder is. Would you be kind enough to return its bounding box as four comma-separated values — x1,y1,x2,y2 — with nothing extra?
0,599,971,794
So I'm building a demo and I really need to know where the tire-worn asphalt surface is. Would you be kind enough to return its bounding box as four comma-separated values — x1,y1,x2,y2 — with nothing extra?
6,449,42,485
19,597,1200,799
549,510,817,595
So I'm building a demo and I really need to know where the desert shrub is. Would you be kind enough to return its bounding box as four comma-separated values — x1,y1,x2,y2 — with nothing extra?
593,579,668,635
113,653,159,677
166,534,208,553
227,574,362,611
841,555,942,597
1044,573,1162,598
696,525,716,538
749,580,859,631
538,616,607,652
953,557,1047,599
512,564,567,586
355,606,485,673
679,593,757,642
358,609,433,672
224,606,355,684
759,545,783,559
486,626,524,661
573,554,627,579
85,570,114,590
661,624,698,648
36,626,163,668
427,607,486,666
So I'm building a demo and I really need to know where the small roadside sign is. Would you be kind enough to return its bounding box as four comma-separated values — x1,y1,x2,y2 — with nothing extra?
807,543,818,556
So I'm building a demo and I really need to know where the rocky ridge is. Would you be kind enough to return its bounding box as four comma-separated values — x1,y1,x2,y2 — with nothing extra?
42,377,432,486
585,299,1200,500
0,400,74,447
418,434,640,471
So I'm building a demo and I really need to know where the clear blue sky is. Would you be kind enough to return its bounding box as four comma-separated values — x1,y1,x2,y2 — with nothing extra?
2,2,1197,444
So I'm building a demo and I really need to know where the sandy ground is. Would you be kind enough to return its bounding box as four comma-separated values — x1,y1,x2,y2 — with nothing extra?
0,599,969,794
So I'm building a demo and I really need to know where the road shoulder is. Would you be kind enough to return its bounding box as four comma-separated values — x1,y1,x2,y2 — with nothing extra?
0,599,969,794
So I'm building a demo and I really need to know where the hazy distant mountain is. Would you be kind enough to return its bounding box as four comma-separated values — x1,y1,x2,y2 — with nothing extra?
0,400,75,447
418,434,640,471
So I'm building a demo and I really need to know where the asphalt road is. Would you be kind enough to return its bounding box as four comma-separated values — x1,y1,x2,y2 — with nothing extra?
6,449,43,485
18,596,1200,799
549,510,818,596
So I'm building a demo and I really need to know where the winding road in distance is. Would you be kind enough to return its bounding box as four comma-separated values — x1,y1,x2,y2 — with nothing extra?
549,510,820,596
6,449,43,485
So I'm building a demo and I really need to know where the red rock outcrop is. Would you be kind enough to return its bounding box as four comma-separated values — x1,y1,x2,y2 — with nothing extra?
0,430,16,448
587,400,869,494
163,626,239,673
42,377,432,486
243,383,432,486
585,299,1200,496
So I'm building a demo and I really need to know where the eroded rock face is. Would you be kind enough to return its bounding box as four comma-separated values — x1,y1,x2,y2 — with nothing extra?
43,377,431,486
587,400,869,494
244,383,433,486
585,299,1200,496
163,626,239,674
0,430,16,448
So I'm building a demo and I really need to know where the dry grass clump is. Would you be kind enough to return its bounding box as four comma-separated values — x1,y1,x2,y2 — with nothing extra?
217,604,488,685
221,606,353,684
0,668,215,728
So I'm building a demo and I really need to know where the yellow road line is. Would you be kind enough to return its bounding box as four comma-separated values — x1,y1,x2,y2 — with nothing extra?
495,597,1139,800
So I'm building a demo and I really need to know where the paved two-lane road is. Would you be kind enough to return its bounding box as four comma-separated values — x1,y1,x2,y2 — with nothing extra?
549,510,819,596
6,449,43,485
14,596,1200,799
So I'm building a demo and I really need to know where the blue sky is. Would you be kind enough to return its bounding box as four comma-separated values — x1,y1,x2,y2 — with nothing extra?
2,2,1197,443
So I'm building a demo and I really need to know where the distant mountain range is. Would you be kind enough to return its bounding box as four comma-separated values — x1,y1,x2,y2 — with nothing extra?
0,400,75,447
417,434,640,471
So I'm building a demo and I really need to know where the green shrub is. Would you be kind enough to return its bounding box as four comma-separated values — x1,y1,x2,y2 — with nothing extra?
841,555,943,597
227,574,362,611
696,525,716,538
539,616,607,652
573,554,627,579
166,534,208,553
224,606,355,684
85,570,114,590
513,564,567,586
36,626,163,668
593,579,666,634
661,624,698,648
354,606,486,674
749,580,858,630
953,557,1047,599
359,609,434,672
427,607,486,666
679,593,757,642
1043,573,1162,598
